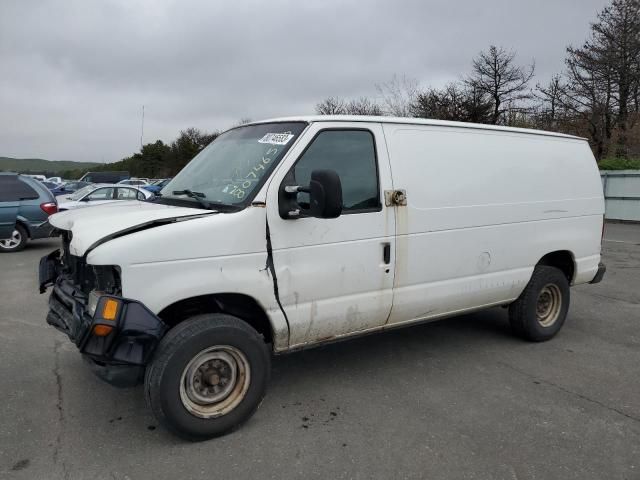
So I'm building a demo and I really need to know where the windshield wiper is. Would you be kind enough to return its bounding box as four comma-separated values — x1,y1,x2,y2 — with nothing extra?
172,189,211,209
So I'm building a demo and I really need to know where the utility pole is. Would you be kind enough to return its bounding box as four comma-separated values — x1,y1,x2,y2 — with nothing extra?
140,105,145,149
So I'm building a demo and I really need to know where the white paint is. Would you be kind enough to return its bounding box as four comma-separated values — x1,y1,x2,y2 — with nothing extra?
382,123,604,326
49,200,213,256
51,116,604,352
85,207,291,351
264,122,396,346
247,115,585,141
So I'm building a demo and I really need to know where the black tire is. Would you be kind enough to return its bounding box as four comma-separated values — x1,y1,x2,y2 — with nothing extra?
509,265,570,342
0,224,28,253
144,314,271,441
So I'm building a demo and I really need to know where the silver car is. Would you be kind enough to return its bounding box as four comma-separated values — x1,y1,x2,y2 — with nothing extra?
57,184,153,211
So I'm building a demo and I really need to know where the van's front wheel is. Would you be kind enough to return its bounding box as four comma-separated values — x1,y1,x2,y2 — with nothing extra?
509,266,570,342
144,314,270,441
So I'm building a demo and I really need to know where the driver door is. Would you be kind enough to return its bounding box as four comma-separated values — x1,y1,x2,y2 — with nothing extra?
265,123,396,348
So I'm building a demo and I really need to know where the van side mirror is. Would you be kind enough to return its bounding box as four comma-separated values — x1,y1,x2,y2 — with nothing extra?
279,169,343,219
308,170,343,218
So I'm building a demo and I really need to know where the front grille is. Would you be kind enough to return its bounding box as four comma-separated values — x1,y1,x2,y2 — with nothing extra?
61,231,73,272
60,232,95,294
59,231,121,296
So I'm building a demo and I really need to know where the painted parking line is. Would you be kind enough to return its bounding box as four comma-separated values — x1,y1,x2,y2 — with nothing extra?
603,238,639,245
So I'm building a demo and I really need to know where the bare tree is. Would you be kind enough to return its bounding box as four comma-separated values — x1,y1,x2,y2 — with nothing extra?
345,97,384,115
564,34,616,159
585,0,640,156
466,45,535,125
534,74,568,130
315,97,346,115
375,74,419,117
411,82,493,123
316,96,383,116
411,83,465,121
461,83,494,123
567,55,614,159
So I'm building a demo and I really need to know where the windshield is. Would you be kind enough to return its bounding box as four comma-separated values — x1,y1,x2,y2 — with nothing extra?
161,122,306,208
70,185,96,200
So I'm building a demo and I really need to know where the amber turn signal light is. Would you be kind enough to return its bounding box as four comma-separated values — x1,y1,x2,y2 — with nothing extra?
93,325,113,336
102,298,120,321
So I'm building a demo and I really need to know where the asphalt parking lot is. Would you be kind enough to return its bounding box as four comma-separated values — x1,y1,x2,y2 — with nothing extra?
0,223,639,480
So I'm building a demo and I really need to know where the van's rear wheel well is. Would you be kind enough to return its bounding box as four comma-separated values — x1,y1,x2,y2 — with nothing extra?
158,294,273,347
15,220,31,238
537,250,575,283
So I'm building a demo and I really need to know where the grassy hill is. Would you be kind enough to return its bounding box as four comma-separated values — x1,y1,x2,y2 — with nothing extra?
0,157,101,175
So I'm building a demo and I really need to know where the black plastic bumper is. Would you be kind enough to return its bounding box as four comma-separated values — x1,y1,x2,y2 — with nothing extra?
40,251,168,387
590,262,606,284
82,356,145,388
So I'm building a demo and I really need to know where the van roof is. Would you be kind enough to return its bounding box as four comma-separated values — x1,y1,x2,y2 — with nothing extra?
248,115,586,141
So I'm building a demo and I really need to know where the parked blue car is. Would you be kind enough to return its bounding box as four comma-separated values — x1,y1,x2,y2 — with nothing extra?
0,173,58,252
142,178,172,194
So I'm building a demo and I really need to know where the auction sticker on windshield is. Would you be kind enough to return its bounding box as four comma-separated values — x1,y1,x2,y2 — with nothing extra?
258,132,295,145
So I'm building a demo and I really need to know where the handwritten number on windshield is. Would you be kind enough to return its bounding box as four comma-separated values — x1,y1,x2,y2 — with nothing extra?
223,146,279,200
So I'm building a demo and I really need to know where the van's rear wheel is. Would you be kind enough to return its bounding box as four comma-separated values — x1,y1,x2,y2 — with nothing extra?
144,314,270,441
0,224,28,252
509,265,570,342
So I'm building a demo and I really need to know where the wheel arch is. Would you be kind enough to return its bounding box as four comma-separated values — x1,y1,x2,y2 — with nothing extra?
157,293,275,348
15,218,32,238
536,250,576,283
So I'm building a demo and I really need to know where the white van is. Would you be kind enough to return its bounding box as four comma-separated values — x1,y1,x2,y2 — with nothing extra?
40,116,606,440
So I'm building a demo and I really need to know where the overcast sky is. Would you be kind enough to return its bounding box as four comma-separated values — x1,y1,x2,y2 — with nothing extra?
0,0,609,163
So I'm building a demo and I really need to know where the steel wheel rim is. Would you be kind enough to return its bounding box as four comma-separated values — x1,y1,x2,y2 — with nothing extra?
536,283,562,327
0,229,21,249
179,345,250,419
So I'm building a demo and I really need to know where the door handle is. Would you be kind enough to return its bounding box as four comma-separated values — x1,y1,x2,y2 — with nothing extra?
383,243,391,264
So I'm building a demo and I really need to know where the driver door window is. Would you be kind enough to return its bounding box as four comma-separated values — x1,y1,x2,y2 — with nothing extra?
292,130,380,213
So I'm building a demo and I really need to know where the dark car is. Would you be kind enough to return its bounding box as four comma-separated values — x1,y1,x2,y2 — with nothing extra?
51,180,91,196
79,171,130,183
0,173,58,252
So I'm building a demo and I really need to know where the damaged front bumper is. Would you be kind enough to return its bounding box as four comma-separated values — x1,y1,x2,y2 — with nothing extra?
40,250,167,387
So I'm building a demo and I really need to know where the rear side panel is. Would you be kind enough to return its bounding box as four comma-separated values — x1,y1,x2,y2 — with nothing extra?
0,202,18,238
18,176,56,239
383,124,604,325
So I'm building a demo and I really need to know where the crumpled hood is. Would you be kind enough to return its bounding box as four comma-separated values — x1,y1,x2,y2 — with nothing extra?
49,201,214,256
